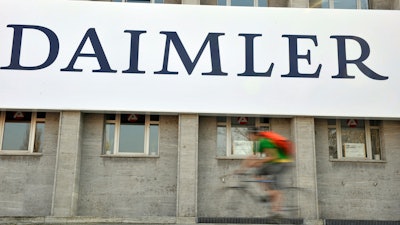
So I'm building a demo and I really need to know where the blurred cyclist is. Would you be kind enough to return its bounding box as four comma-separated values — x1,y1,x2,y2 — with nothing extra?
237,127,293,217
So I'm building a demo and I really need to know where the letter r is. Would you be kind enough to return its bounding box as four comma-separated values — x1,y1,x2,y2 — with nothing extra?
330,35,388,80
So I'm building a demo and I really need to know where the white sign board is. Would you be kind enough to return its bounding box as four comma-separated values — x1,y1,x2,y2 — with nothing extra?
0,0,399,118
343,143,366,158
233,140,253,155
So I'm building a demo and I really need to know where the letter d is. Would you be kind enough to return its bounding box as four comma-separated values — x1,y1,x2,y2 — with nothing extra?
1,24,59,70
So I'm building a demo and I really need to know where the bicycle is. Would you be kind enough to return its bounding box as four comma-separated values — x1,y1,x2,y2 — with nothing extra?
218,168,310,223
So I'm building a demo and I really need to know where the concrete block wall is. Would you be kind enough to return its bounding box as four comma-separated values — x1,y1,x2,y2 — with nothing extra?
51,112,83,216
0,112,59,216
291,117,319,219
315,119,400,220
370,0,395,9
176,114,199,218
77,114,179,218
395,0,400,9
0,113,399,221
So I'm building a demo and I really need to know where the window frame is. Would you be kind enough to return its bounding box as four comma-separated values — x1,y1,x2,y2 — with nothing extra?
115,0,164,3
310,0,369,9
217,116,270,158
218,0,268,7
0,111,45,154
328,119,382,161
103,114,160,157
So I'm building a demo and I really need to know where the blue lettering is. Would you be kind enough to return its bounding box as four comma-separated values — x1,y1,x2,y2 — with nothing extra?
0,24,59,70
155,32,227,75
330,35,388,80
238,34,274,77
122,30,146,74
281,35,321,78
61,28,116,73
0,25,388,81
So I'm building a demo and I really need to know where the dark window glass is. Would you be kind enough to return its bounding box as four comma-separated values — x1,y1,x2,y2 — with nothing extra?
150,115,159,121
105,114,116,120
121,114,145,124
37,112,46,119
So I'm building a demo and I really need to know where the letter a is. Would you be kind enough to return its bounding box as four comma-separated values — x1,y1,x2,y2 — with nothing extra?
61,28,116,73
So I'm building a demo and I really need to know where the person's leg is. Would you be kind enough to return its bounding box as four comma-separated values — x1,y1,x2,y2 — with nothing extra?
260,163,286,215
268,189,282,213
271,163,290,215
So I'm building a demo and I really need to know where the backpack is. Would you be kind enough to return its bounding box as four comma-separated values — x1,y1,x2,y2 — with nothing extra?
258,131,295,157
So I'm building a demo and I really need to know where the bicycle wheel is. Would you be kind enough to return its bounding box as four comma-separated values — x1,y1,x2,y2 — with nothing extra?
220,173,269,203
279,186,310,218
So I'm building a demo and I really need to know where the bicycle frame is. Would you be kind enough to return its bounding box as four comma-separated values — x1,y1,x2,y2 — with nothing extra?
220,172,308,219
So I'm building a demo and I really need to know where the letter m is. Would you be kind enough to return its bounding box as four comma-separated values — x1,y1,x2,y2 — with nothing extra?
155,32,227,75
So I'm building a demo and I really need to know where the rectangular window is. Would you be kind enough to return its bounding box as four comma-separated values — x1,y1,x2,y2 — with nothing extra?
231,0,254,6
309,0,329,8
217,117,269,157
310,0,368,9
218,0,268,7
334,0,357,9
126,0,150,2
0,111,46,153
103,114,159,156
328,119,381,161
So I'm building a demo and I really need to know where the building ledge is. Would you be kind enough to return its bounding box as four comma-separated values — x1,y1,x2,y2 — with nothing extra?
0,217,398,225
0,152,42,156
329,159,386,163
0,216,177,224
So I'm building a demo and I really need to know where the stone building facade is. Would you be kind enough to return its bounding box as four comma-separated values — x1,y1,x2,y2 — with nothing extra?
0,0,399,224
